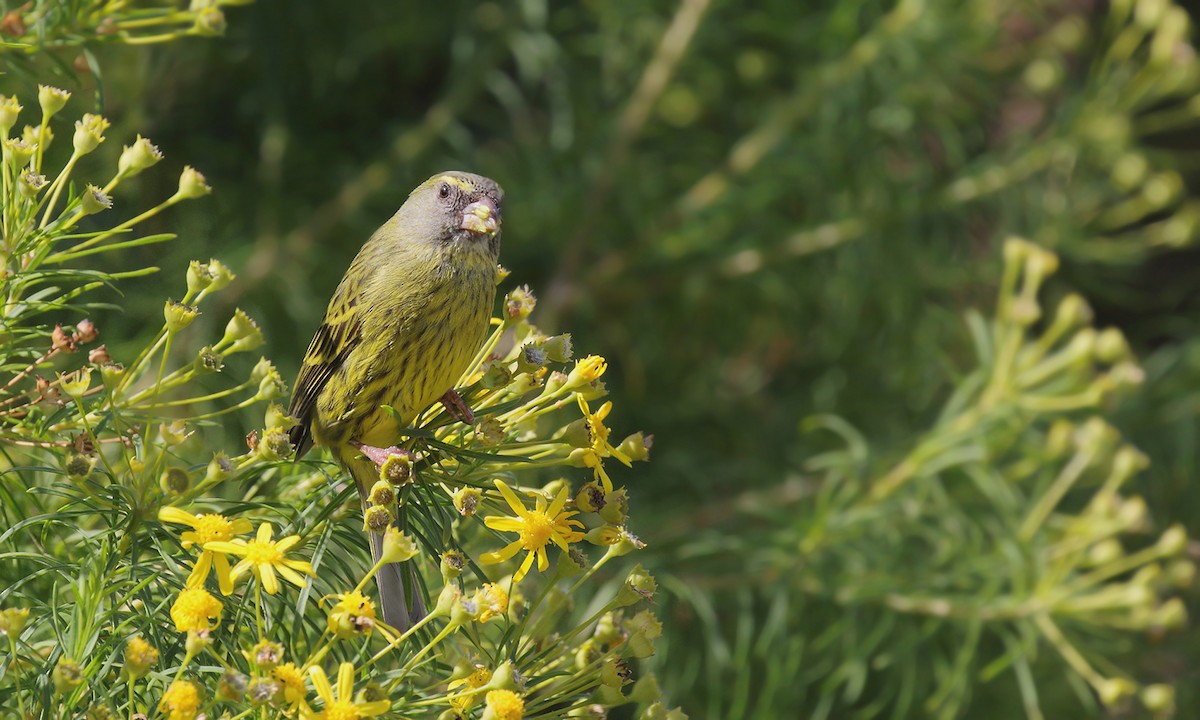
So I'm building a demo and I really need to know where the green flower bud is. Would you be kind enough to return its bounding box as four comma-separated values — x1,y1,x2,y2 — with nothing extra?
1085,539,1123,567
1096,676,1136,707
160,466,190,495
1111,152,1148,192
1117,495,1148,530
474,415,505,446
593,611,621,645
484,660,521,692
542,333,573,363
619,432,653,462
80,184,112,215
600,657,632,687
1142,171,1183,210
380,453,413,485
1154,597,1187,631
641,702,689,720
363,505,392,534
615,564,657,607
1167,559,1195,588
629,672,662,705
585,524,622,546
185,628,212,655
117,135,162,177
599,488,629,525
205,452,233,485
575,480,606,513
554,546,588,580
1009,297,1041,326
164,300,199,333
503,285,536,321
159,419,190,446
65,453,97,482
73,113,110,155
608,528,646,557
58,367,91,399
1157,524,1188,556
38,85,69,119
23,123,51,150
381,527,419,563
440,550,466,582
541,370,568,396
123,636,159,680
480,361,513,389
516,343,547,374
193,7,227,35
52,657,85,694
220,309,263,354
217,670,248,701
433,584,462,618
246,676,278,705
453,486,480,516
18,170,46,198
575,638,602,670
0,95,22,137
0,607,30,637
256,426,293,462
175,165,211,200
1094,328,1131,364
369,480,396,507
193,345,224,375
99,362,125,387
1140,684,1175,714
2,137,33,167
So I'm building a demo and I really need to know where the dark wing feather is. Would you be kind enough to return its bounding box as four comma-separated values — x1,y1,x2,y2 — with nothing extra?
288,282,361,458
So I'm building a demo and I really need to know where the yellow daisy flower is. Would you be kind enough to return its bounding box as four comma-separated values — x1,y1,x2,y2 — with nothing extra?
325,589,377,639
159,679,201,720
448,664,491,712
479,480,584,583
272,662,307,707
483,689,525,720
158,506,253,595
306,662,389,719
204,522,314,595
170,587,223,632
574,396,631,493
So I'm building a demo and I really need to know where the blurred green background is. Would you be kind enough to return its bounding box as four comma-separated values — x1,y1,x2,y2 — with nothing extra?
8,0,1200,716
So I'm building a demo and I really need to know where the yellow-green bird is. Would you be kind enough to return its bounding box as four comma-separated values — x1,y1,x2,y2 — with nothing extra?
289,171,503,629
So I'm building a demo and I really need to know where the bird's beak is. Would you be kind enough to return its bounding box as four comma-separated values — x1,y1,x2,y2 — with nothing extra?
460,197,500,236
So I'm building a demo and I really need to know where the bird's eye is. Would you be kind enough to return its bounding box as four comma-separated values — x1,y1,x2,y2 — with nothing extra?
439,183,451,199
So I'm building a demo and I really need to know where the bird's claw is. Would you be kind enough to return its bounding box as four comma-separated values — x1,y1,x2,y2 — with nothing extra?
351,441,413,469
439,389,475,425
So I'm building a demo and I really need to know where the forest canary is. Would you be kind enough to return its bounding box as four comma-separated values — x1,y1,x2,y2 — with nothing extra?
289,171,503,629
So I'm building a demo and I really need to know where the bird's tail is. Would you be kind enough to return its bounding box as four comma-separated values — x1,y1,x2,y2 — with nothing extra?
347,456,426,631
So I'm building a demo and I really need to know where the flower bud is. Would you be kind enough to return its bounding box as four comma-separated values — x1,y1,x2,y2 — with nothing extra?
615,564,657,607
1094,328,1131,364
600,657,632,687
599,488,629,525
65,453,97,482
175,165,211,200
0,607,30,636
1167,559,1195,588
380,453,413,485
1096,677,1136,707
160,466,190,495
1117,495,1148,530
256,427,293,462
1157,524,1188,556
2,137,33,167
619,432,653,462
246,676,279,705
381,527,419,563
585,525,622,546
516,343,547,374
503,285,536,321
52,657,85,694
566,355,608,389
1085,539,1123,567
124,637,159,679
73,319,98,344
164,300,199,333
38,85,69,119
58,367,91,399
369,480,396,507
453,486,480,516
554,546,588,579
474,583,509,622
608,528,646,557
219,309,263,354
363,505,392,534
218,670,248,701
575,481,605,513
205,452,233,485
18,170,45,198
441,550,466,581
159,419,190,446
641,702,689,720
80,185,112,215
1154,597,1188,631
542,333,573,363
480,361,513,390
0,95,21,137
1141,684,1175,713
72,113,110,155
117,135,162,177
629,672,662,705
193,7,227,35
474,416,505,446
185,628,212,655
482,689,525,720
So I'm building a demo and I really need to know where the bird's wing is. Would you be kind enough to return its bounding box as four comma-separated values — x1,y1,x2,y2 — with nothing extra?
288,280,361,457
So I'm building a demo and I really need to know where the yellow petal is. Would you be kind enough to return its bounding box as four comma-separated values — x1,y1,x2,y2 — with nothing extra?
158,506,198,526
259,564,280,595
493,480,527,516
513,550,536,583
284,559,315,576
180,531,200,548
204,540,247,555
547,485,569,517
275,535,301,553
480,540,523,565
550,533,570,552
336,662,355,701
229,559,252,581
357,699,391,716
214,553,234,596
230,518,253,534
536,546,549,572
484,517,523,532
256,522,273,543
308,665,333,703
187,551,213,588
277,564,308,588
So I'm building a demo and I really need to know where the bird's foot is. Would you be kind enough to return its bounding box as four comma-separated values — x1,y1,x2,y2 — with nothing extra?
350,441,414,469
439,389,475,425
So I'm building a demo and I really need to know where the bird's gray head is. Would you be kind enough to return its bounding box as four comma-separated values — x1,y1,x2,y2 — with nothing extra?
400,171,504,260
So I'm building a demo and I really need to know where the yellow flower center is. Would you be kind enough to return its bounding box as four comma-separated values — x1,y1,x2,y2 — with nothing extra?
519,512,554,551
486,689,525,720
192,513,234,544
272,663,305,703
170,588,222,632
334,590,375,619
244,538,283,565
159,680,201,719
321,700,360,720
